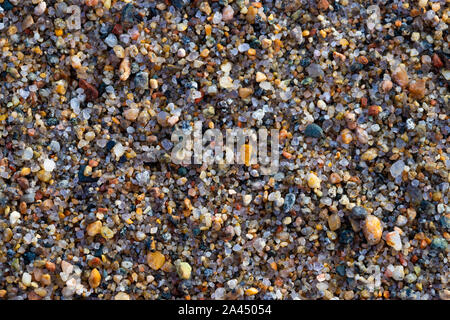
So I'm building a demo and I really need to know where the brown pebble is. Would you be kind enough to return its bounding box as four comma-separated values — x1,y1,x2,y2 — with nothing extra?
432,54,444,68
329,173,342,184
17,177,29,190
112,24,123,35
328,213,341,231
79,79,99,101
392,66,409,87
358,56,369,65
41,199,54,211
368,105,382,116
246,6,258,23
345,112,357,130
85,0,98,6
88,257,102,268
408,79,427,99
317,0,330,11
239,87,253,99
381,80,393,93
45,261,56,272
86,221,102,237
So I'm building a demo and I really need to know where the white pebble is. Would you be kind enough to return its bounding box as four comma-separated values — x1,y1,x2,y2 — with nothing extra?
43,158,56,172
10,211,21,226
22,273,32,287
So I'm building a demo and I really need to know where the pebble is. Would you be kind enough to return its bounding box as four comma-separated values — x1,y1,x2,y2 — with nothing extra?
239,87,253,99
175,261,192,280
340,129,353,144
119,58,131,81
304,124,323,138
351,206,368,220
222,5,234,22
408,79,427,99
43,159,56,172
86,221,102,237
392,65,409,87
355,127,369,144
89,268,101,288
123,108,139,121
385,230,402,251
34,1,46,15
9,211,21,226
22,272,32,287
147,251,165,271
104,34,118,47
307,172,321,189
255,72,267,82
328,214,341,231
362,215,383,245
390,160,405,178
243,194,252,206
219,76,233,89
134,72,149,89
361,148,378,161
22,15,34,30
380,80,393,93
114,292,130,300
392,265,405,281
245,288,259,296
79,79,98,101
431,238,448,251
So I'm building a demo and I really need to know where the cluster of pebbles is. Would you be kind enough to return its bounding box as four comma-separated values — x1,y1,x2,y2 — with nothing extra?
0,0,449,300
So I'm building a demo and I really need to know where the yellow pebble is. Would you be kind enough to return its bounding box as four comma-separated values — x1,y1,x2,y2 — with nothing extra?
147,251,165,270
245,288,259,296
55,29,63,36
340,38,349,47
33,47,43,55
200,48,209,58
55,84,66,95
240,144,253,166
101,226,115,239
341,129,353,144
204,24,212,36
89,268,101,288
307,172,321,189
363,215,383,245
361,148,378,161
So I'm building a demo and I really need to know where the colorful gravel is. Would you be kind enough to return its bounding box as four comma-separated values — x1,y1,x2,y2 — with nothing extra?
0,0,449,300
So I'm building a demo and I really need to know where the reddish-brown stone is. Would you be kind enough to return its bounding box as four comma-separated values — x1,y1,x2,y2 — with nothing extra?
112,24,123,35
432,54,443,69
368,105,382,116
17,177,29,190
318,0,329,10
79,79,99,101
408,79,427,99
